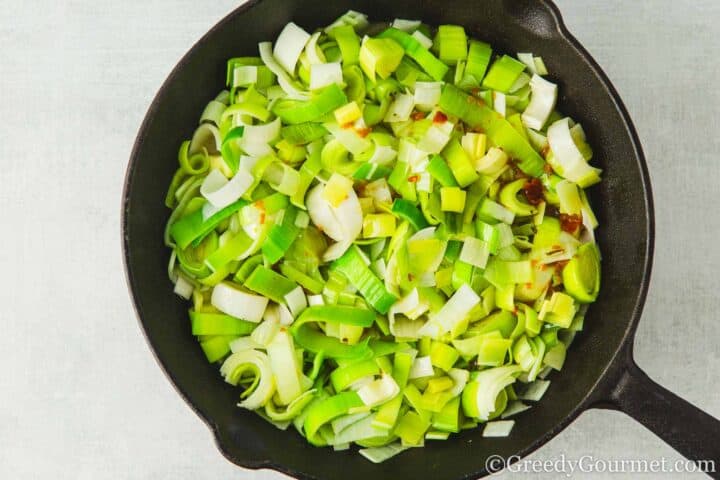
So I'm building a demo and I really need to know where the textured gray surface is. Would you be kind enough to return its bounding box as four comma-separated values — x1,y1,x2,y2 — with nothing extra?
0,0,718,478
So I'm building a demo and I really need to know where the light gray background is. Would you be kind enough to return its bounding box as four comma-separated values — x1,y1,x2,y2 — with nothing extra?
1,1,718,478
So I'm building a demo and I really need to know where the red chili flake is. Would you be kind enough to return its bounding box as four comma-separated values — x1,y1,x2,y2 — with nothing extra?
341,122,354,129
411,111,426,121
541,145,551,158
559,213,583,233
531,259,539,268
471,87,481,96
524,283,533,290
522,178,545,205
259,212,266,224
355,127,371,138
407,175,420,183
408,273,415,281
543,163,554,174
433,111,448,124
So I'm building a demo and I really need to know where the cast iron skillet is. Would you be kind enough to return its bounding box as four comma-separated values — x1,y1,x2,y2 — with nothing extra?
122,0,720,478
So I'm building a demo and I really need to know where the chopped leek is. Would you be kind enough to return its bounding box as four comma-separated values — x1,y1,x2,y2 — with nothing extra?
163,13,603,462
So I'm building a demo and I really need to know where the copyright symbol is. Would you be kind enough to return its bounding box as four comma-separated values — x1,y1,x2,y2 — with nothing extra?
485,454,507,475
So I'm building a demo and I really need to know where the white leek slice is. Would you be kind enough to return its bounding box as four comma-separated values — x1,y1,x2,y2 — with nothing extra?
473,365,522,420
357,374,400,407
211,282,269,322
307,294,324,306
284,286,307,318
413,82,442,111
365,178,393,204
333,415,389,445
325,10,368,32
277,304,294,326
547,118,601,187
251,310,280,346
229,336,262,353
482,420,515,437
200,168,253,209
266,329,304,405
411,30,433,49
273,22,311,74
173,274,194,299
408,355,434,379
304,31,326,65
231,66,258,87
368,144,397,165
459,237,491,268
306,184,345,241
258,42,308,100
408,225,437,241
242,141,274,159
398,138,429,170
447,368,469,397
359,443,411,464
384,93,415,122
306,183,363,261
517,53,538,74
518,379,551,401
417,173,432,193
493,91,506,117
189,123,222,155
263,162,301,197
310,62,343,90
239,203,267,240
242,117,281,144
417,120,454,154
501,400,531,419
220,350,276,409
238,154,261,173
391,19,421,32
419,284,480,338
475,147,508,175
388,288,429,339
522,74,557,131
332,412,371,435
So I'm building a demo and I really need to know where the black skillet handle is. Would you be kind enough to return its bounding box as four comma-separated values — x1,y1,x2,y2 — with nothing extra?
606,358,720,476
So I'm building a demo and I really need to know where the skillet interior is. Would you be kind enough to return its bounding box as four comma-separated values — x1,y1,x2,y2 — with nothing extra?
123,0,653,478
